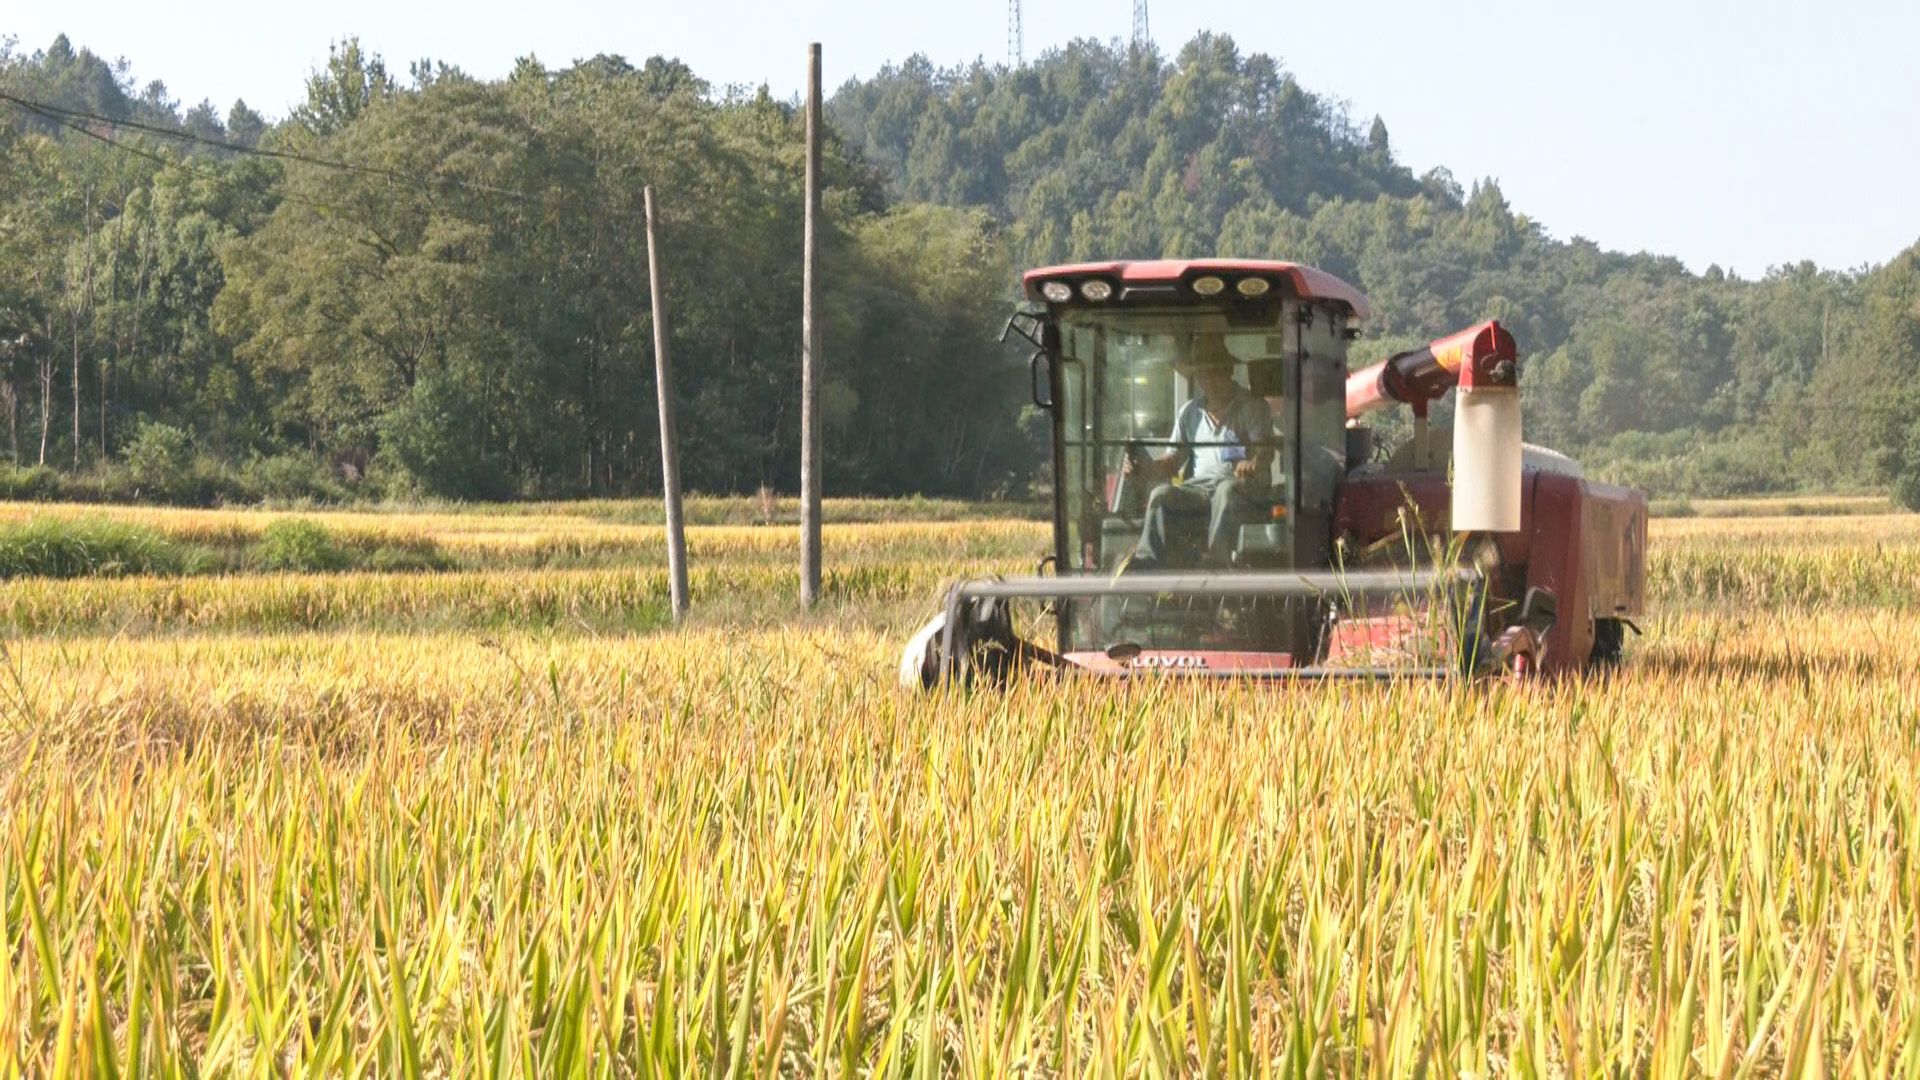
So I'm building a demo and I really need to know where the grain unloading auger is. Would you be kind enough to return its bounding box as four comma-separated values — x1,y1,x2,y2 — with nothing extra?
900,260,1647,688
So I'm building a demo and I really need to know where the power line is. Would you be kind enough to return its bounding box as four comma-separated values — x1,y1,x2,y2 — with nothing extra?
1,92,361,220
0,90,539,203
0,90,566,243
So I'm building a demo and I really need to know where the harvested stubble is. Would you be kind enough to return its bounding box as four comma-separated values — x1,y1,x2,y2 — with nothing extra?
2,500,1919,1074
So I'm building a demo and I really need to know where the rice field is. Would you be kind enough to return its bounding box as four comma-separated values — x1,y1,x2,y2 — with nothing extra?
3,498,1920,1075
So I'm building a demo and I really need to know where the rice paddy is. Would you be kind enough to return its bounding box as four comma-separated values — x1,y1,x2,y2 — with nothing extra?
2,499,1919,1074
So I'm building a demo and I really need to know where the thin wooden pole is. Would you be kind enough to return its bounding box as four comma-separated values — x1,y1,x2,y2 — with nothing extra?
74,183,92,471
644,185,689,622
800,42,824,608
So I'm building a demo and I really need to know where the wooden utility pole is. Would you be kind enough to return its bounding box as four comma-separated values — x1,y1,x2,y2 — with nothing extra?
644,185,689,622
74,183,92,471
800,42,823,608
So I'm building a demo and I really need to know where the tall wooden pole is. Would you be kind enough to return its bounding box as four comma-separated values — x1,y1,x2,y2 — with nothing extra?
800,43,823,608
644,185,689,622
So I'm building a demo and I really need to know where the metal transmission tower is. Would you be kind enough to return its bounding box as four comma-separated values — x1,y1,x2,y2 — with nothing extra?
1008,0,1023,67
1132,0,1149,48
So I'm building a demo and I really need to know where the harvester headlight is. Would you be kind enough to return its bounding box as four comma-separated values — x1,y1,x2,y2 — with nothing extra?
1080,279,1114,302
1039,281,1073,303
1191,275,1226,296
1236,276,1272,298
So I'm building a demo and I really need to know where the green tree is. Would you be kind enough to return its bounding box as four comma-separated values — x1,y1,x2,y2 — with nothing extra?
225,100,266,147
292,38,393,136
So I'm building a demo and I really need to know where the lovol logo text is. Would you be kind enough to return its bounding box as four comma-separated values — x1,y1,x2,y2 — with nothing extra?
1131,654,1209,670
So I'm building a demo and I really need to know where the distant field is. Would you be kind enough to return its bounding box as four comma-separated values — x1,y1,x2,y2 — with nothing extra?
1658,493,1896,517
2,497,1919,1072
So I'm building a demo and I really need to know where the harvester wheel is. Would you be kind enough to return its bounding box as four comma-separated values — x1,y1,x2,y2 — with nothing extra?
1488,625,1541,678
897,596,1029,691
1589,618,1626,668
1485,586,1556,679
899,613,950,690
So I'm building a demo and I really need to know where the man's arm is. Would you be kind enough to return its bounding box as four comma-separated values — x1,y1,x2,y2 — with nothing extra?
1147,445,1190,482
1127,402,1192,483
1234,397,1275,480
1130,445,1188,484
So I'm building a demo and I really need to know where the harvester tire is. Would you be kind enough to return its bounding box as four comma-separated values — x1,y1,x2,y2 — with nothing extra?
899,614,949,690
1589,618,1626,668
897,596,1024,691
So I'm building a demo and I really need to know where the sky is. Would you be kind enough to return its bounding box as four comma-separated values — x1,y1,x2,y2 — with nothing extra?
7,1,1917,277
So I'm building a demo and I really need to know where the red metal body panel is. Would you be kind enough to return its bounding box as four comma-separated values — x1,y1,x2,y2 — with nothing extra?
1023,259,1371,319
1333,469,1648,674
1573,478,1648,622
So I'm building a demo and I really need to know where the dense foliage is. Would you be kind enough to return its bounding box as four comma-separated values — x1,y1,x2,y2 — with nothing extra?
831,36,1920,503
2,33,1917,503
0,36,1025,501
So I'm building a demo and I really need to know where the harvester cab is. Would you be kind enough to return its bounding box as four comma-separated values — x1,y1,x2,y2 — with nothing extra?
900,259,1648,687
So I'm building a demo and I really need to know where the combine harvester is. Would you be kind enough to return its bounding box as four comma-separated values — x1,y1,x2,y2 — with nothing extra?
901,259,1647,686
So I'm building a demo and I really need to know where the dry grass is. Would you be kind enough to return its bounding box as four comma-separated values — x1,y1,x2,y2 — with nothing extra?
1681,494,1894,518
1,497,1918,1074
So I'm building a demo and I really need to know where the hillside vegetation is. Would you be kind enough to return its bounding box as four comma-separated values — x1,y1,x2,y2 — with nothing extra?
3,33,1918,505
830,36,1920,502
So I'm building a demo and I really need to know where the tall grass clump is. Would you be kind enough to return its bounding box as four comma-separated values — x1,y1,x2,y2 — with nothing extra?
365,543,457,573
0,465,62,501
253,519,352,572
0,517,208,578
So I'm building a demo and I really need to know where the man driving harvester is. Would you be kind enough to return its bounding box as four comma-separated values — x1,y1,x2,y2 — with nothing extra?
1123,335,1273,569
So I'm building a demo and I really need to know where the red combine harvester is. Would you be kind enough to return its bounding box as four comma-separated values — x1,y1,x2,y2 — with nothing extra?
900,259,1647,686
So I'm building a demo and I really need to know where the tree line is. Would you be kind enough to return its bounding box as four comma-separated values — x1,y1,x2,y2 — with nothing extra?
0,35,1026,501
2,32,1917,506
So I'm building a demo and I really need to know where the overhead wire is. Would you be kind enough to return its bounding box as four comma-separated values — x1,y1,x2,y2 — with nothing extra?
0,90,545,206
2,93,373,221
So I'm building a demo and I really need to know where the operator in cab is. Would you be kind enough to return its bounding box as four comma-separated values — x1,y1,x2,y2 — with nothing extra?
1122,336,1273,569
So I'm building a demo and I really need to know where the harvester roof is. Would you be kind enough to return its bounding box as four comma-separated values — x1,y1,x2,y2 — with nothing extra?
1022,259,1371,319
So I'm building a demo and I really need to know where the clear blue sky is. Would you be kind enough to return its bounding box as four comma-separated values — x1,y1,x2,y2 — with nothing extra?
9,1,1916,277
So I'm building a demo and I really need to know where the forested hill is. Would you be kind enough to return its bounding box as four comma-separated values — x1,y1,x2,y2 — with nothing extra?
2,33,1918,506
0,35,1025,501
830,35,1920,505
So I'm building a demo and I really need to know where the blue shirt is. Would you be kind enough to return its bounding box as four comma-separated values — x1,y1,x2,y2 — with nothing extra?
1170,387,1271,482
